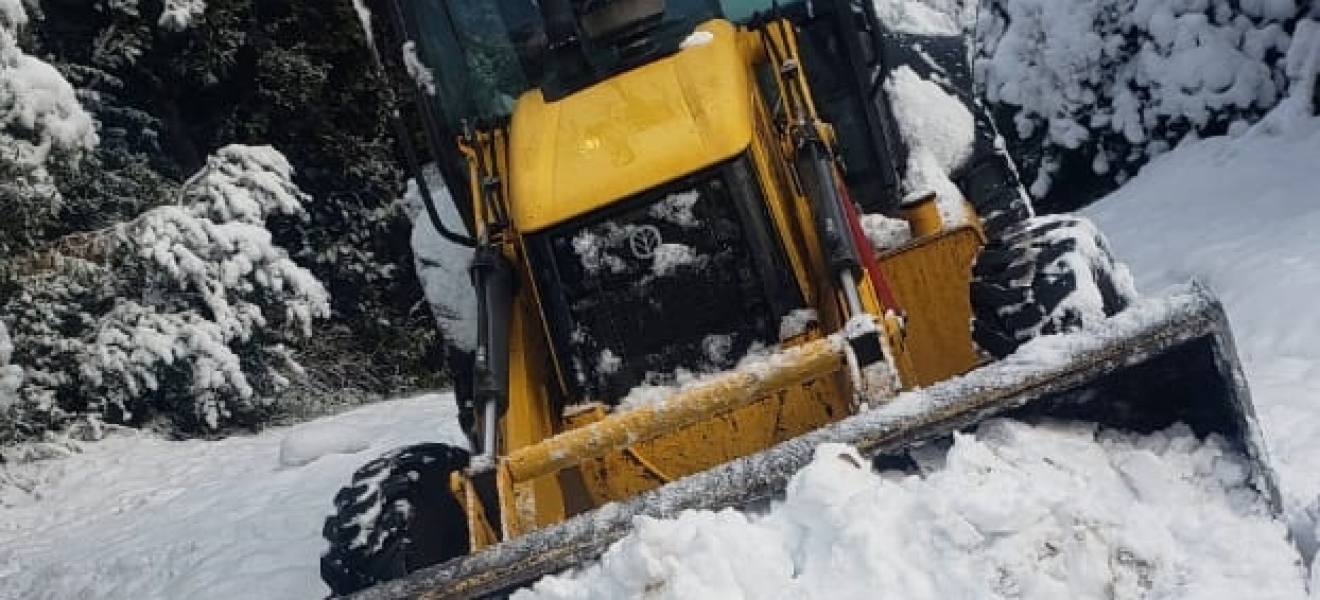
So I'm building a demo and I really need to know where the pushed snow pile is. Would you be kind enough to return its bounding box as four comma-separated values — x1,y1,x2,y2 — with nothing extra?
279,424,371,467
516,420,1305,600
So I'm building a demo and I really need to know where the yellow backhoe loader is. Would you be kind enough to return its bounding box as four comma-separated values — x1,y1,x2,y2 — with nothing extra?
324,1,1277,598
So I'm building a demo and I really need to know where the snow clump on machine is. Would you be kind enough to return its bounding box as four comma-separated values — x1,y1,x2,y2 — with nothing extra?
515,420,1305,599
403,165,479,352
884,65,976,227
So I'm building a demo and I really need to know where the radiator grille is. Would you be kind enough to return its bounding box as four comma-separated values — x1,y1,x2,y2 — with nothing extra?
533,172,784,402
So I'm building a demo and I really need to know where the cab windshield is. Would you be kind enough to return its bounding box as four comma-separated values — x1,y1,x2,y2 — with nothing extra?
397,0,801,128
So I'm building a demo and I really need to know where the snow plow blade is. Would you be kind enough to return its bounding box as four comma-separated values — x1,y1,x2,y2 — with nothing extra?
343,283,1275,600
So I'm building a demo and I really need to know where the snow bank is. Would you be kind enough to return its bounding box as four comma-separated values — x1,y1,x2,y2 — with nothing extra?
279,424,371,468
516,421,1304,599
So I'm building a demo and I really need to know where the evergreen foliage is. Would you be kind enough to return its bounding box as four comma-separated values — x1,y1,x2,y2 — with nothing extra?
975,0,1312,211
3,145,328,439
7,0,442,440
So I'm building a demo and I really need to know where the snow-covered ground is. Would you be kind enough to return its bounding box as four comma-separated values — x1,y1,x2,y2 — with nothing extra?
3,72,1320,600
0,396,468,599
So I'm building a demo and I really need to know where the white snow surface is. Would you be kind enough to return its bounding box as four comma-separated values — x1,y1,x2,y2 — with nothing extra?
278,424,372,468
859,212,912,252
0,395,467,599
872,0,962,35
517,424,1302,600
1085,99,1320,553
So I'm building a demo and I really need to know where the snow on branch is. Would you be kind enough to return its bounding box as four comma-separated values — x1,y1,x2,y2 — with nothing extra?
0,319,20,410
183,144,310,225
5,145,329,431
977,0,1301,196
158,0,206,32
0,0,98,167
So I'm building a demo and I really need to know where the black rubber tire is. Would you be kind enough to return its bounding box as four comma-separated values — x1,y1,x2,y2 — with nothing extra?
321,443,471,596
957,151,1034,239
970,215,1137,358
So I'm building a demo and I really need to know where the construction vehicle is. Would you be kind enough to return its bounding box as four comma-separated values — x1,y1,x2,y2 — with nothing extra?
323,0,1277,598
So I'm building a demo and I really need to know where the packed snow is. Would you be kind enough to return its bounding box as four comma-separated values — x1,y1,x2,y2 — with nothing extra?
515,424,1303,600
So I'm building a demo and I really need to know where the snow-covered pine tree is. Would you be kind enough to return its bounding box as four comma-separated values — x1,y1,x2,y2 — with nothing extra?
976,0,1305,209
4,145,329,436
30,0,436,398
0,0,99,256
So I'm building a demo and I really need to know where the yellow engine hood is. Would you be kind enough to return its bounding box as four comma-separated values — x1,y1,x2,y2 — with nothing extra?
508,19,753,233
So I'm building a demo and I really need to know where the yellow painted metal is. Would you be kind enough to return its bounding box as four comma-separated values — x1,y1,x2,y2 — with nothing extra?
452,473,498,551
475,14,990,547
877,226,986,387
571,370,853,504
460,127,512,242
489,292,568,538
503,335,849,485
901,192,943,237
507,20,754,233
742,53,822,308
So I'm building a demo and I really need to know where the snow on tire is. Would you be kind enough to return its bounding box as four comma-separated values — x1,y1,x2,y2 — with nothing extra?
321,443,471,596
970,215,1138,358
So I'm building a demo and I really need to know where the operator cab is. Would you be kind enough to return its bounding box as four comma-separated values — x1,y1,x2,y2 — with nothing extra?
387,0,901,234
